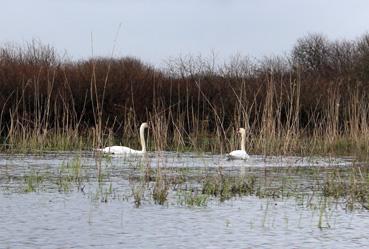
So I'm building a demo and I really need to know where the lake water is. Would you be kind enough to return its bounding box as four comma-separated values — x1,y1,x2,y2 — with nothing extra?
0,152,368,248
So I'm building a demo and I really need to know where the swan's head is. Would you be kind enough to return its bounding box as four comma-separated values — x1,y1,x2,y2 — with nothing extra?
141,122,149,129
238,128,246,134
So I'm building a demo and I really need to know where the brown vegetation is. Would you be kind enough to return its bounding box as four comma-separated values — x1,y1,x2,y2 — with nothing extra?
0,34,369,156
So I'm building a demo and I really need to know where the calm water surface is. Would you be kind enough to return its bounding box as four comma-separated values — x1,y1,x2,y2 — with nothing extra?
0,152,368,248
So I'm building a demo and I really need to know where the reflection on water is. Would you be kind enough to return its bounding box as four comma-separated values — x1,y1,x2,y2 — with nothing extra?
0,152,368,248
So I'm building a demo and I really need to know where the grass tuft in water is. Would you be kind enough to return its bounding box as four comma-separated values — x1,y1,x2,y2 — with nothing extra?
202,172,256,202
152,169,169,205
177,190,209,207
132,184,145,208
24,170,44,192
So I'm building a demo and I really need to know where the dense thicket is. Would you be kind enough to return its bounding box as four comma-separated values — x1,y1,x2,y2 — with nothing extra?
0,33,369,145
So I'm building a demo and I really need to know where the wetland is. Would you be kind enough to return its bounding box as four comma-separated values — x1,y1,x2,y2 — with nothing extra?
1,152,369,248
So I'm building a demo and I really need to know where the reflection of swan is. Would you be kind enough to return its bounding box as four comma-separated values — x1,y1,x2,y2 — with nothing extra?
227,128,250,160
96,122,149,155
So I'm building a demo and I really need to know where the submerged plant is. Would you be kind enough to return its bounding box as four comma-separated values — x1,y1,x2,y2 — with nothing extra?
57,157,86,192
152,169,169,205
177,190,209,207
132,184,145,208
202,173,256,201
23,170,44,192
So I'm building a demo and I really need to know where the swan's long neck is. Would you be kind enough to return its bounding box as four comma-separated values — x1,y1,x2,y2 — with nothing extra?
139,126,146,152
240,132,246,151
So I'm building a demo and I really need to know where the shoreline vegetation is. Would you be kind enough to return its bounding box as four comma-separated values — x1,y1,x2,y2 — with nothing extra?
0,33,369,158
2,154,368,212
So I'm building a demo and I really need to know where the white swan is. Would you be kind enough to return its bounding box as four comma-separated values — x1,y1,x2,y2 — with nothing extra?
96,122,149,155
227,128,250,160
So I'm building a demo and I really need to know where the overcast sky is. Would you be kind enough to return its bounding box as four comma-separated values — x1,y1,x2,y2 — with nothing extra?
1,0,368,66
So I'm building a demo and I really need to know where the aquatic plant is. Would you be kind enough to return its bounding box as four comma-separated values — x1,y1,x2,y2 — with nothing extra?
4,152,369,213
202,171,256,201
131,184,145,208
1,34,369,158
23,170,43,192
152,168,169,205
177,190,209,207
57,157,86,192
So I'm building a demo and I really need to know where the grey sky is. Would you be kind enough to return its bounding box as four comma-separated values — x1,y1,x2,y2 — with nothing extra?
1,0,368,66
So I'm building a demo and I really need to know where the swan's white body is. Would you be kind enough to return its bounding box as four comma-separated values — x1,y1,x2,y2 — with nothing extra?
227,128,250,160
228,149,249,160
96,122,148,155
98,145,144,155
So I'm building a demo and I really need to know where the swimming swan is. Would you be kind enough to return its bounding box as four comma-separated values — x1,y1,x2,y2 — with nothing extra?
227,128,250,160
96,122,149,155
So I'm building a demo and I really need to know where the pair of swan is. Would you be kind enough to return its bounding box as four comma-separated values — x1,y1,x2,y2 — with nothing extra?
96,122,249,160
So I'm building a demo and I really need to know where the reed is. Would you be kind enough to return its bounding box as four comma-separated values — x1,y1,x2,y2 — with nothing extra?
152,167,169,205
1,34,369,157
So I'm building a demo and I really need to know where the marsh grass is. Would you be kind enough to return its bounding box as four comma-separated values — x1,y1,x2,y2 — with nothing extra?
177,190,209,207
152,168,169,205
132,184,144,208
321,167,369,210
57,157,86,192
6,153,368,211
24,170,43,192
1,36,369,158
120,159,369,209
99,183,113,203
202,172,256,202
